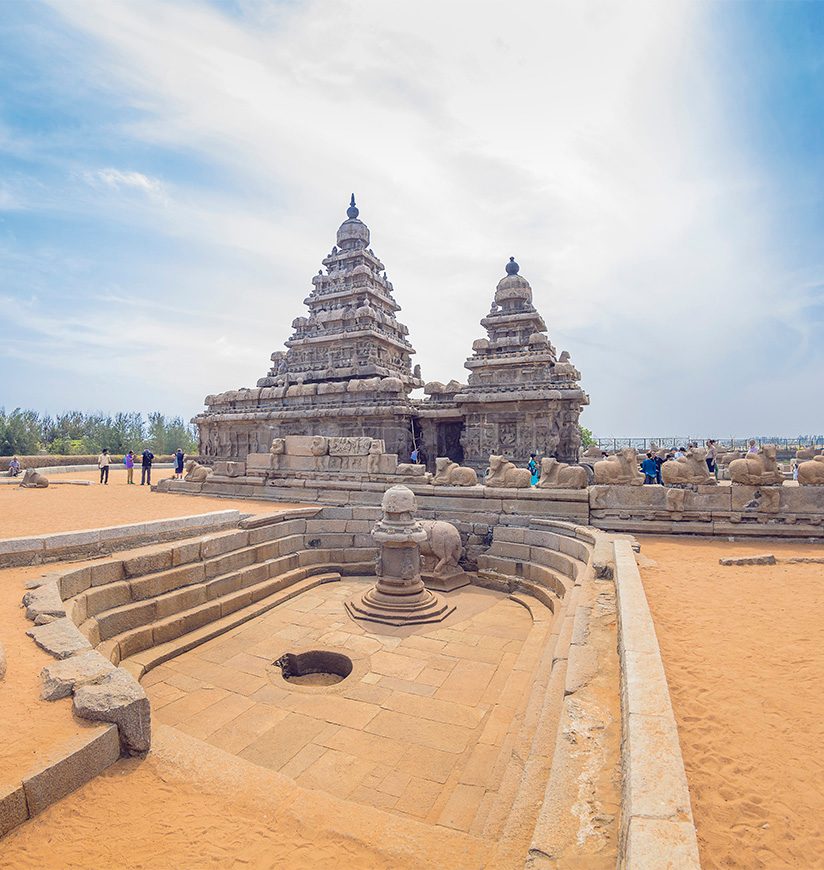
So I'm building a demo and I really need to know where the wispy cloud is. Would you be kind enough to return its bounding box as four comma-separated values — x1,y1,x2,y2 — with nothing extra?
0,0,821,434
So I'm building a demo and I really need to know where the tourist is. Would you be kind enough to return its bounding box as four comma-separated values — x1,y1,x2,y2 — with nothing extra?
123,450,135,485
705,439,717,475
641,452,658,484
653,452,665,484
410,446,419,464
747,439,759,454
140,448,154,485
527,453,539,485
174,448,185,479
792,459,799,481
7,456,21,477
674,446,686,459
97,448,111,485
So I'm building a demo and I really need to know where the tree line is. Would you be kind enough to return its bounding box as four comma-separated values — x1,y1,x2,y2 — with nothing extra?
0,409,198,457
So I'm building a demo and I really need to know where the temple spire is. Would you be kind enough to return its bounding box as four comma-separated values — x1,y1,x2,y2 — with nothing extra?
347,193,359,220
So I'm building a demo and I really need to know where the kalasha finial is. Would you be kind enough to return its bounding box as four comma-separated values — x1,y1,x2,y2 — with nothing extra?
347,193,359,219
505,256,519,275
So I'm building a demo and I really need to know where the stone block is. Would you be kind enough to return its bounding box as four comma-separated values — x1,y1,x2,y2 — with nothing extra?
182,601,222,634
122,550,173,578
130,563,205,599
219,588,254,616
89,560,126,587
43,529,100,554
205,549,255,580
40,650,116,701
23,580,67,621
22,724,120,815
171,540,202,567
73,670,151,754
27,618,92,660
154,585,208,620
58,567,92,600
0,783,28,837
152,615,187,646
327,436,372,456
623,817,700,870
84,581,132,617
201,530,250,559
285,434,325,455
719,554,776,566
96,600,157,641
118,626,155,659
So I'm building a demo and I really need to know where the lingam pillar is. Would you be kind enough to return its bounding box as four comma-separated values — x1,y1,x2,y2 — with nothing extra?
345,485,455,626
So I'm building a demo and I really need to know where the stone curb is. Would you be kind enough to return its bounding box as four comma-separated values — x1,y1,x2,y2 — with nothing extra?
613,539,701,869
1,724,120,838
0,510,242,568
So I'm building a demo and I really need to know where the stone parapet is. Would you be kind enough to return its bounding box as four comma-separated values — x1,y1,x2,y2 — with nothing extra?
613,540,700,869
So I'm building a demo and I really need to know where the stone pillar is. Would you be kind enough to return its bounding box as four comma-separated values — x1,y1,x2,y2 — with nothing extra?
345,485,455,626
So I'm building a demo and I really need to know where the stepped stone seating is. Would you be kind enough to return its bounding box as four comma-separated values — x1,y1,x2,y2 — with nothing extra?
51,514,378,678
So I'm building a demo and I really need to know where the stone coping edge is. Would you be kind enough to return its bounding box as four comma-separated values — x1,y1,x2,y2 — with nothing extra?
0,510,242,568
0,723,120,839
613,539,701,869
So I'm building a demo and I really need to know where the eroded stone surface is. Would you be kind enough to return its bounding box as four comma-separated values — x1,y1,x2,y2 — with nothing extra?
719,554,776,566
27,617,92,660
41,650,116,701
73,669,151,754
22,579,66,621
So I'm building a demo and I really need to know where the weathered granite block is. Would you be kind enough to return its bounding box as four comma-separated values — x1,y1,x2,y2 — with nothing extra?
27,618,92,660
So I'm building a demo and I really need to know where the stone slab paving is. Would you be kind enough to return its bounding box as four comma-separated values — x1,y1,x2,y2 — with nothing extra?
143,579,547,833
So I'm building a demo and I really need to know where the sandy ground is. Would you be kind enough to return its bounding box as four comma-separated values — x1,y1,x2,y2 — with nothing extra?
0,468,307,538
638,537,824,870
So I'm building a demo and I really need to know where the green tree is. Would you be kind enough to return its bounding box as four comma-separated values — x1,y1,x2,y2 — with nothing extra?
579,425,595,448
146,412,197,454
0,408,42,456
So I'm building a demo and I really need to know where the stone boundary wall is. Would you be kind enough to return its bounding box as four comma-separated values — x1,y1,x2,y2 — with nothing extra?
0,510,243,569
0,455,177,472
613,539,701,868
0,724,120,838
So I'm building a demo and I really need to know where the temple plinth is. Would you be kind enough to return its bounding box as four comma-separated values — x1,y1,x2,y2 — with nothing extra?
345,486,455,626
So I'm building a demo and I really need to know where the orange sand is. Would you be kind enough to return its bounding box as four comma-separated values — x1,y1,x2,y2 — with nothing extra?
0,468,308,538
639,537,824,869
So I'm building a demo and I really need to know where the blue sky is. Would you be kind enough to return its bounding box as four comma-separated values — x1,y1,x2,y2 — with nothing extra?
0,0,822,436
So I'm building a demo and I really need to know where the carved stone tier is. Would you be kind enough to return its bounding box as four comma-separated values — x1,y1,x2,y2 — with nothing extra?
345,486,455,626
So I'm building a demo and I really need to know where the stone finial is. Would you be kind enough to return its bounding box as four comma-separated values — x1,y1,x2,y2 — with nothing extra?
347,193,359,219
505,256,519,275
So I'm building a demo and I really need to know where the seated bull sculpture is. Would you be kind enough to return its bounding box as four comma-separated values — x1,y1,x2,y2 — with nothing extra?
661,446,716,486
184,460,212,483
485,455,532,488
798,455,824,485
432,458,478,487
593,447,644,486
728,445,783,486
20,468,49,488
536,458,588,489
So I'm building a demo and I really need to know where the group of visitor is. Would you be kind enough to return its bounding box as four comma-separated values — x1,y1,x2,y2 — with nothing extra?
640,439,720,484
96,448,185,485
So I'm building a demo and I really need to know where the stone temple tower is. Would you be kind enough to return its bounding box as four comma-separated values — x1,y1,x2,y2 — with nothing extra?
195,196,423,461
454,257,588,468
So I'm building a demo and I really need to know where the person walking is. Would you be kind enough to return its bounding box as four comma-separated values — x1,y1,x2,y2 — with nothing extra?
123,450,135,485
140,448,154,485
174,448,185,480
641,452,658,484
527,453,539,486
97,449,111,485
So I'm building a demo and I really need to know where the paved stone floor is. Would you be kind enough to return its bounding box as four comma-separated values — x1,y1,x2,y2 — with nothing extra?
143,578,552,834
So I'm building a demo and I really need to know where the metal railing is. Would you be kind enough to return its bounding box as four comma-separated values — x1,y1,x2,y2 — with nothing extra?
594,436,824,452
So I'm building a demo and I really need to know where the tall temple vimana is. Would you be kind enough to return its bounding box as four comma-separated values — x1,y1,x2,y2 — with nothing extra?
195,196,588,471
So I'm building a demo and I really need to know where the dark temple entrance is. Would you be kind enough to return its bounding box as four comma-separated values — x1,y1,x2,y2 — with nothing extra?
436,421,465,464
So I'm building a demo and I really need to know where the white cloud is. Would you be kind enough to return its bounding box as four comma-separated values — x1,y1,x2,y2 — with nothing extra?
7,0,820,434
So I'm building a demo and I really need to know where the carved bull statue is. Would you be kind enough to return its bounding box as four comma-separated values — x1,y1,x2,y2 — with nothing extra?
20,468,49,488
661,446,716,486
418,520,462,576
184,460,212,483
432,458,478,487
798,455,824,485
728,445,784,486
593,447,644,486
485,455,532,488
536,458,588,489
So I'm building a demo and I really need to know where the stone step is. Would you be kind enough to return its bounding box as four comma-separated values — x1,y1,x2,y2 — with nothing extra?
119,572,343,680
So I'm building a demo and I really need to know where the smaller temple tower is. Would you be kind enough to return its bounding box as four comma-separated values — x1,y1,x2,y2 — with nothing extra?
455,257,588,468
